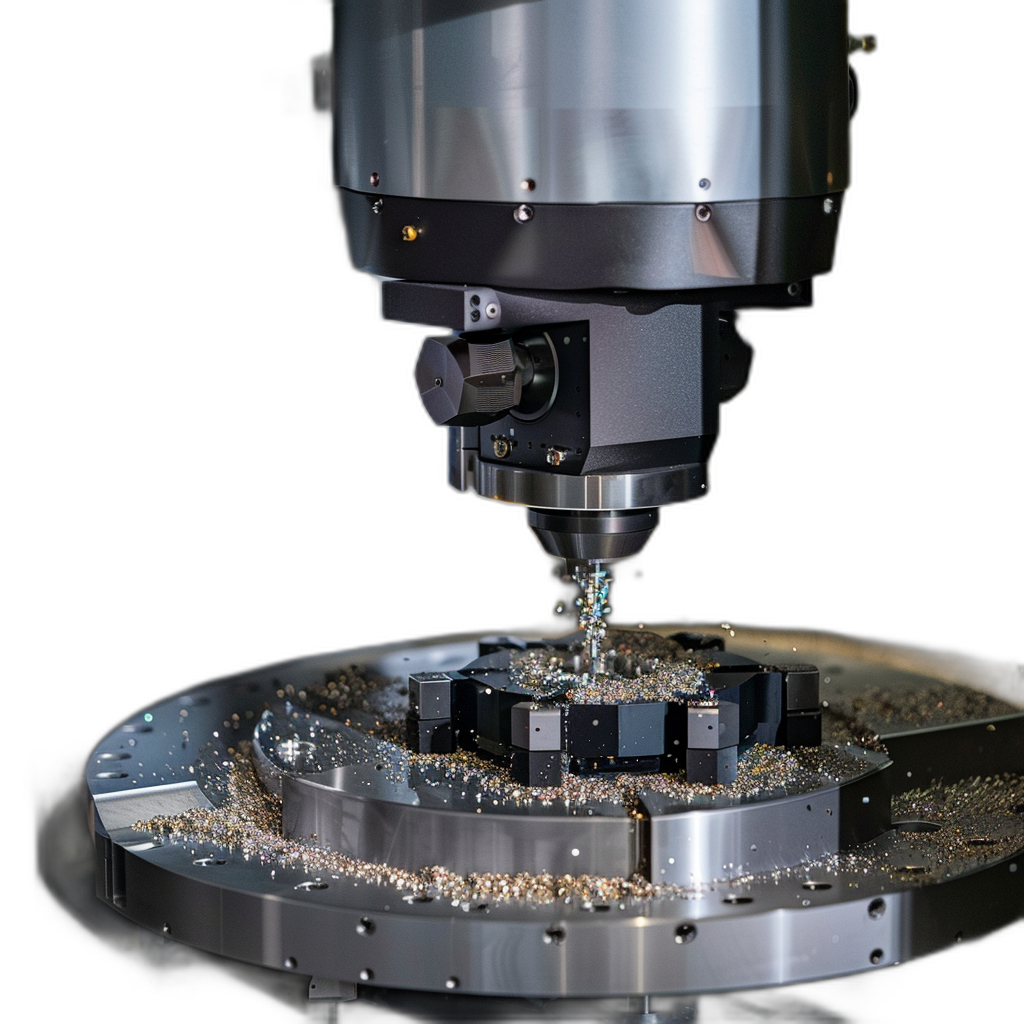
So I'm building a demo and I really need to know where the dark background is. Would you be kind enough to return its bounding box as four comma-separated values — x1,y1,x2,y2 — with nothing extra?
36,2,1019,1015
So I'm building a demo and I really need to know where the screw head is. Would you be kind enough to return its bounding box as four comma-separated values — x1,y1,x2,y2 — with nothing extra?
823,197,835,214
699,178,711,190
372,199,383,214
695,204,712,223
514,204,534,223
520,178,536,191
485,302,499,319
493,437,511,459
369,172,380,187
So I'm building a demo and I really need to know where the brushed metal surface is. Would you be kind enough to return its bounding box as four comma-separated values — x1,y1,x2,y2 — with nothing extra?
335,0,850,204
470,460,707,510
85,629,1024,998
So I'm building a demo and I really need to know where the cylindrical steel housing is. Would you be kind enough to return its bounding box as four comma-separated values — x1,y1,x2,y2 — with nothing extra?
335,0,850,206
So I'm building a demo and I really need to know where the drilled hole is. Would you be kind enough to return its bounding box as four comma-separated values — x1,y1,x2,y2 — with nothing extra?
357,917,375,935
543,927,566,946
675,923,697,944
870,949,884,965
802,881,832,891
294,879,328,891
95,771,129,780
868,898,886,919
193,857,226,867
722,895,753,905
97,752,130,761
359,968,374,982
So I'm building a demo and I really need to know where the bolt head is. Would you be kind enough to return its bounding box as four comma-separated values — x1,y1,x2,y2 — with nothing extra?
514,204,534,223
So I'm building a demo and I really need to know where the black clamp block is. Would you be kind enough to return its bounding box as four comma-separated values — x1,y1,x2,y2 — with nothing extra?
783,666,820,712
409,672,453,720
510,749,562,788
565,702,667,759
686,746,738,786
687,702,740,750
405,714,454,754
564,705,619,758
780,709,822,748
510,702,562,751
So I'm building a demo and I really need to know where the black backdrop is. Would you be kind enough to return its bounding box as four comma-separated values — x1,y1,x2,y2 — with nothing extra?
36,4,1019,1019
